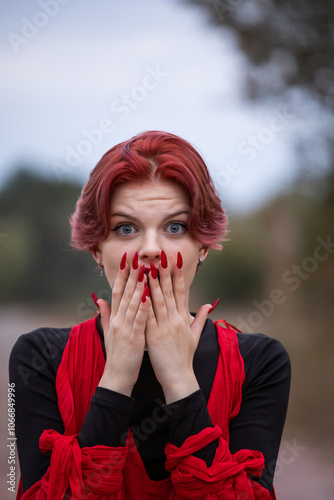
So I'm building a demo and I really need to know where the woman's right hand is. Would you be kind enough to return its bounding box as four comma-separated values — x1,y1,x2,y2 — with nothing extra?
97,252,150,397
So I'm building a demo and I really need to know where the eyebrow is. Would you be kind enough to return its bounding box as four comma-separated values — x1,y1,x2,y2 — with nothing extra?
110,210,190,221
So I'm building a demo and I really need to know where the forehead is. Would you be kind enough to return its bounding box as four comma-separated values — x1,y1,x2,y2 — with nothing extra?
110,180,190,208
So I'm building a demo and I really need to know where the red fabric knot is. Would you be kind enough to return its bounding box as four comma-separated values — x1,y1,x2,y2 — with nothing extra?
39,429,86,500
165,425,270,499
165,425,224,470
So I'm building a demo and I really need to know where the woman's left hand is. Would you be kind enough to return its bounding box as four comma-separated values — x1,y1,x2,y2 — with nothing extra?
145,252,212,404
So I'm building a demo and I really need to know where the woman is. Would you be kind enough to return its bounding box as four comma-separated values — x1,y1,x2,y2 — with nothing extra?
10,131,290,499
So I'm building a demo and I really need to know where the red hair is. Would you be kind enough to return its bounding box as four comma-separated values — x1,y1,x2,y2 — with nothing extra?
70,131,227,252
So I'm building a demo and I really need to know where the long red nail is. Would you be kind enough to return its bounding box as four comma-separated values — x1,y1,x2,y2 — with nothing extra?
177,252,183,270
132,251,139,270
120,252,127,270
142,287,150,303
208,298,219,314
161,250,168,269
90,291,100,309
138,265,145,283
150,261,158,279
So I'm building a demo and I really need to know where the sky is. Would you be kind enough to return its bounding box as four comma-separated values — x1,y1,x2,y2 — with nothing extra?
0,0,330,213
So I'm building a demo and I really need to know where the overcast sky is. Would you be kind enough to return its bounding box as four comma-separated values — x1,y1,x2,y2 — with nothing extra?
0,0,328,213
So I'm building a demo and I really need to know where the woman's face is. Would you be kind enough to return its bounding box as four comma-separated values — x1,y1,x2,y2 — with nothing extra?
94,180,208,303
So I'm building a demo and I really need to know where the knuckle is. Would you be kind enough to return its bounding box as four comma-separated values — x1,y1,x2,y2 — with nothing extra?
165,288,173,299
122,290,132,301
110,318,121,332
148,311,155,321
175,286,185,296
111,288,121,300
127,302,137,313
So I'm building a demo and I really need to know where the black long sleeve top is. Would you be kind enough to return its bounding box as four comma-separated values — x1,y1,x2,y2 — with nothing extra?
9,315,290,494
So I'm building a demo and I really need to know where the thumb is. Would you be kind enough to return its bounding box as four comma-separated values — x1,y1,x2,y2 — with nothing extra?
191,298,220,344
190,303,213,344
97,298,111,334
91,291,111,333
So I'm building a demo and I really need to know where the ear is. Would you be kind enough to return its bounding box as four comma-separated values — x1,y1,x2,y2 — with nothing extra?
91,247,102,267
199,245,209,262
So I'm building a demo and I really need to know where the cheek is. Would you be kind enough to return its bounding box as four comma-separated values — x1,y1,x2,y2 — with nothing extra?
101,253,120,287
182,260,198,288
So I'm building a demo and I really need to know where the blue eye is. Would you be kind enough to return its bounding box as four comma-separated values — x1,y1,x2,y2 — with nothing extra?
112,224,136,236
165,222,187,234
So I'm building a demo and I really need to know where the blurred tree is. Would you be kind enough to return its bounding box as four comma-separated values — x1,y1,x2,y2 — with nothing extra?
0,169,102,304
184,0,334,183
184,0,334,106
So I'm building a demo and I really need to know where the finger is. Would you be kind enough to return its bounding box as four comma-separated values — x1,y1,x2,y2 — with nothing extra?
132,289,150,336
123,273,148,329
145,296,158,332
157,251,177,318
171,252,187,319
147,263,168,323
111,252,130,317
114,252,142,318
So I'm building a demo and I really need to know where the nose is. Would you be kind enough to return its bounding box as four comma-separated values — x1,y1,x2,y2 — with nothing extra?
138,229,162,266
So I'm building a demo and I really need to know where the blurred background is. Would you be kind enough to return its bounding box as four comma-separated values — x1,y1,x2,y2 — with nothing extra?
1,1,333,498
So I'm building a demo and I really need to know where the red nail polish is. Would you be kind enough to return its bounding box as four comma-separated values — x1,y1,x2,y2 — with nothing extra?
150,261,158,279
161,250,168,269
138,265,145,283
208,298,219,314
132,251,139,270
120,252,127,270
142,287,150,303
177,252,183,270
90,291,100,309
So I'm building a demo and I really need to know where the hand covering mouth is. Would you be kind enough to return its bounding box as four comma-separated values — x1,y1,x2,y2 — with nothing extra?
144,265,160,286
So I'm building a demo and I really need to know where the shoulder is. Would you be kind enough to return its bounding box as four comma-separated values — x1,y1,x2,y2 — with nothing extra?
236,332,291,391
9,327,71,381
237,332,290,368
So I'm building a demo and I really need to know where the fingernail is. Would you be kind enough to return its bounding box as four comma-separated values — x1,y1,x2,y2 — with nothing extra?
132,251,139,270
150,261,158,279
139,264,145,283
90,291,100,309
120,252,127,271
208,298,219,314
161,250,168,269
177,252,183,270
142,287,150,303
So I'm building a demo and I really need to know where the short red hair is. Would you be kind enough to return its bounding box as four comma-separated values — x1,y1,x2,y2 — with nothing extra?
70,131,227,252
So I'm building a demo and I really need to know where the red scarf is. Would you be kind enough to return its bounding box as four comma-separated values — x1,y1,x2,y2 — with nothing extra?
17,317,276,499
